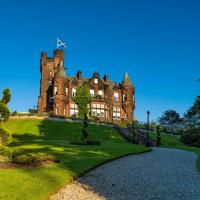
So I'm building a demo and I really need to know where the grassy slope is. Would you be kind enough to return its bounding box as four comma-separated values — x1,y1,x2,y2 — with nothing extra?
150,132,200,171
0,119,150,200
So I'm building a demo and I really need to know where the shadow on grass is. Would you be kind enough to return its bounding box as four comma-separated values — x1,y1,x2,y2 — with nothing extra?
7,119,149,199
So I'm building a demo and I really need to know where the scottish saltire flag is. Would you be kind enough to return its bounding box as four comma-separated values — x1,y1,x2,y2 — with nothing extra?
57,38,67,48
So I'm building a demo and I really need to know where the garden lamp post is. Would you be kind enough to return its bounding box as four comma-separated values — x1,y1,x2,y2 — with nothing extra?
146,110,150,146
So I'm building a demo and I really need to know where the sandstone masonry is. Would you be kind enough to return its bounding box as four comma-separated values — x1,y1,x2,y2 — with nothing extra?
38,49,135,123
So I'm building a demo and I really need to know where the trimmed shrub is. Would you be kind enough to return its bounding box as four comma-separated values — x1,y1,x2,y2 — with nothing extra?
0,127,12,145
13,152,56,164
31,152,55,162
0,145,12,162
13,154,33,164
12,148,27,157
0,102,10,122
156,125,161,146
0,145,12,157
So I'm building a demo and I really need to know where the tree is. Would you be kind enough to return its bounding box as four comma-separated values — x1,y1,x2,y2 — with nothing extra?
0,126,12,145
74,83,92,143
158,109,181,127
132,121,137,144
74,83,92,119
184,96,200,118
156,125,161,146
1,89,11,105
0,102,10,123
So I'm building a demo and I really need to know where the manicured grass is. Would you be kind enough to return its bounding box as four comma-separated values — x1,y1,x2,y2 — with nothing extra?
1,119,150,200
150,132,200,171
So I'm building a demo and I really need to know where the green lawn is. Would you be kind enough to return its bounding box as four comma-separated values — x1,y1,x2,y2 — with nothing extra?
1,119,150,200
150,132,200,171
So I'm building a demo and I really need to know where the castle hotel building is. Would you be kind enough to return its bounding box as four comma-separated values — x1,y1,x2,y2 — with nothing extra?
38,49,135,122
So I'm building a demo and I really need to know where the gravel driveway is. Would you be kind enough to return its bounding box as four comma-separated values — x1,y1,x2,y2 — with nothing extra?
50,148,200,200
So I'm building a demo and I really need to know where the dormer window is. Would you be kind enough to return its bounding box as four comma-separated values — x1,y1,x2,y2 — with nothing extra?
54,86,58,95
94,78,98,84
72,88,76,97
98,90,103,97
90,89,94,97
114,92,119,102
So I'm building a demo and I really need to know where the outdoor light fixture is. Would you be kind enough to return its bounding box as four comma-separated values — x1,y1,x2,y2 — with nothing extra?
146,110,150,146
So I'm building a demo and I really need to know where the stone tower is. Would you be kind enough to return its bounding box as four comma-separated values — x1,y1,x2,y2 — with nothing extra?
38,49,64,113
121,72,135,122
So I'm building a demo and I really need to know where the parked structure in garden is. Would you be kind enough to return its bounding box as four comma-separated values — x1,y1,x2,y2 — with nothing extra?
38,49,135,122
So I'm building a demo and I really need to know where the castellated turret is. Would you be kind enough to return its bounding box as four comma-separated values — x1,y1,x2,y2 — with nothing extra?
38,49,135,123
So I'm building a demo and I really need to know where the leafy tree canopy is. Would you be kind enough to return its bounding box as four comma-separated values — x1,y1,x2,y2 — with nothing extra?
184,96,200,118
1,89,11,105
74,83,92,119
158,109,181,127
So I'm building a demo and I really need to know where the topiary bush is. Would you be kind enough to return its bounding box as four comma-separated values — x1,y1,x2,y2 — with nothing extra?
12,152,56,164
0,145,12,162
0,102,11,122
156,125,161,146
0,127,12,145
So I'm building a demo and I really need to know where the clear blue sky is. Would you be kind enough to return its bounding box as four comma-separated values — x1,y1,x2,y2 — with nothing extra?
0,0,199,122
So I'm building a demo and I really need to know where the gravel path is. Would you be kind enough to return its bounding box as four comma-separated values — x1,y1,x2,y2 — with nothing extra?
50,148,200,200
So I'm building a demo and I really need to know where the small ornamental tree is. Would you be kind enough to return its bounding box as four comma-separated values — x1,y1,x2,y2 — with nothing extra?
0,126,12,145
74,83,92,142
74,83,92,119
0,102,10,123
132,121,137,144
156,125,161,146
1,89,11,105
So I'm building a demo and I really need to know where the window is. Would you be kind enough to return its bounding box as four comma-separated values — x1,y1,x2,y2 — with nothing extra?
70,104,78,116
114,92,119,102
65,87,68,95
90,89,94,97
54,86,58,95
113,107,120,120
123,94,127,101
55,107,58,115
48,96,52,103
50,71,52,76
72,88,76,97
64,108,66,116
94,78,98,84
98,90,103,97
48,80,52,86
92,103,104,117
